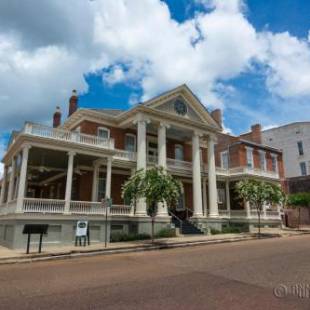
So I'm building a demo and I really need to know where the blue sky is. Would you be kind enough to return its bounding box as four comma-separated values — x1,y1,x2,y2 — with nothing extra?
1,0,310,173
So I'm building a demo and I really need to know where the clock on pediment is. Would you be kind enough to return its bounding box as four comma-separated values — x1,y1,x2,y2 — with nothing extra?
174,99,188,116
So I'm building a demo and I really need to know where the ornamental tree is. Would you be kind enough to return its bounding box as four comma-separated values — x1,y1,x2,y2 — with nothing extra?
287,193,310,229
122,167,183,242
235,179,285,237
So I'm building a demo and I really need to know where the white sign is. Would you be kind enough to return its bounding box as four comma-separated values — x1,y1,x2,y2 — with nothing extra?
76,221,88,237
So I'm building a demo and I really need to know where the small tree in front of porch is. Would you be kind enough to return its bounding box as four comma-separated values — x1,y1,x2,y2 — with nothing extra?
122,167,183,242
235,180,285,237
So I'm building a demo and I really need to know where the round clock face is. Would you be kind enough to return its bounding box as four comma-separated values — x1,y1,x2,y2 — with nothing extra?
174,99,187,116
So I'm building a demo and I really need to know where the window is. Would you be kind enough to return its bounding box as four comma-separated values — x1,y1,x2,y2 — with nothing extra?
221,151,228,169
217,188,226,204
97,127,110,139
297,141,304,156
175,144,184,161
271,154,278,173
246,147,254,168
125,134,136,152
259,151,267,171
300,162,307,176
97,172,106,201
176,191,185,211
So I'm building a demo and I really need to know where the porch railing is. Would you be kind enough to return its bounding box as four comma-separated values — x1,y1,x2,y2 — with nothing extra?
114,150,137,161
23,198,65,213
69,201,106,215
24,123,115,150
110,205,133,215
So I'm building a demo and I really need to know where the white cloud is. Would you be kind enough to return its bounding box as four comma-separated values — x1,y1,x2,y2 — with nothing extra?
0,0,310,153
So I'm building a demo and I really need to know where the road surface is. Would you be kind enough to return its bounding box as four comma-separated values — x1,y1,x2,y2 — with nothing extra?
0,235,310,309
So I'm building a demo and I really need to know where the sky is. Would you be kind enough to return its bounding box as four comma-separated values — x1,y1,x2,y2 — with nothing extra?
1,0,310,175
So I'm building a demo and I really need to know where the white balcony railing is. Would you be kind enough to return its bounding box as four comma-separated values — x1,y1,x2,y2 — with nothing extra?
114,150,137,161
167,158,192,170
23,198,65,213
24,123,115,150
216,167,279,179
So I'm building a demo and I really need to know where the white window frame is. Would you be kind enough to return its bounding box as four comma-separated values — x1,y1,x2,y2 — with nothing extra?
271,154,278,173
217,188,226,204
259,150,267,171
175,144,184,161
97,127,110,139
176,189,185,211
220,151,229,169
125,133,136,152
246,147,254,169
297,141,304,156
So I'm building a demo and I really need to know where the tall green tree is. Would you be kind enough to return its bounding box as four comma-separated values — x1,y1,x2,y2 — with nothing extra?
287,193,310,229
235,180,285,237
122,167,183,242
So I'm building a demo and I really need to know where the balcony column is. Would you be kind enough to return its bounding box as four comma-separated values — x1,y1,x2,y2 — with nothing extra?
64,151,75,213
202,177,208,217
16,145,31,212
157,122,169,216
208,135,219,217
225,179,231,216
105,157,112,199
0,166,8,205
92,163,100,202
7,157,16,202
192,132,203,217
135,116,148,216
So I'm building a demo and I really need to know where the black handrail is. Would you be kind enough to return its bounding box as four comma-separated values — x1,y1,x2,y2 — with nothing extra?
169,211,183,231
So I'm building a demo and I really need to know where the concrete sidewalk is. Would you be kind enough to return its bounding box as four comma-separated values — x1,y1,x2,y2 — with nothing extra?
0,227,309,265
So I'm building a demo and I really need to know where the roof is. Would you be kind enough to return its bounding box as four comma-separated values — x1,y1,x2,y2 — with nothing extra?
262,121,310,132
87,108,125,116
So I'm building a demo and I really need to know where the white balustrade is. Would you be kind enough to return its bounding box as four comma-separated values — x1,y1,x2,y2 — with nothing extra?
230,210,247,218
24,123,114,150
114,150,137,161
23,198,65,213
110,205,132,215
167,158,192,170
69,201,106,215
218,210,230,217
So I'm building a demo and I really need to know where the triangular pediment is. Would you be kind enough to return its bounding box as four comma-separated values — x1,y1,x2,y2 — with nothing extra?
142,85,221,129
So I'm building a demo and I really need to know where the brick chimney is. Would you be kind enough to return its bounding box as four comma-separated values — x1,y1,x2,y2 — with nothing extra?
251,124,262,144
53,106,61,128
68,89,78,117
211,109,222,127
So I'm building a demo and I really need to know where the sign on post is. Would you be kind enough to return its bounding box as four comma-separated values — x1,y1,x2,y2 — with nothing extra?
75,220,89,246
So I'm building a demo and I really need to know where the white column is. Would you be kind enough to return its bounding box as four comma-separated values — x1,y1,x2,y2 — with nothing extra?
208,136,219,217
0,166,8,205
192,132,203,217
135,118,147,216
7,158,16,202
64,151,75,213
157,122,169,216
202,177,207,217
105,157,112,199
16,145,31,211
262,203,267,219
225,179,231,216
92,163,100,202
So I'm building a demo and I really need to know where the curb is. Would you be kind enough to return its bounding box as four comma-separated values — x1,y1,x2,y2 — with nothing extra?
0,234,280,265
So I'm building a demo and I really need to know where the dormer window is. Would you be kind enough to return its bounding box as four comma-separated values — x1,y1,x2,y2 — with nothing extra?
246,147,254,168
97,127,110,139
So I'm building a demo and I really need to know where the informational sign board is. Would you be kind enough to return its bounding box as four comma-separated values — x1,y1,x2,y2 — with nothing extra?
76,221,88,237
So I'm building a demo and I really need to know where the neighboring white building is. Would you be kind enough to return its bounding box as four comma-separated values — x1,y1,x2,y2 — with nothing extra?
262,122,310,178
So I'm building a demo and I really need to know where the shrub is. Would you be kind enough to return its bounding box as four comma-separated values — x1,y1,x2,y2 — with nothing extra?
110,232,150,242
155,228,176,238
210,226,242,235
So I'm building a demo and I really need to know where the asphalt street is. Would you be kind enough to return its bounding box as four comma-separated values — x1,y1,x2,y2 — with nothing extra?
0,235,310,309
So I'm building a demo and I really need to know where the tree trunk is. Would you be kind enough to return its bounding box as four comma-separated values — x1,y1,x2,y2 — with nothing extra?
298,207,301,230
257,207,261,238
151,216,155,243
